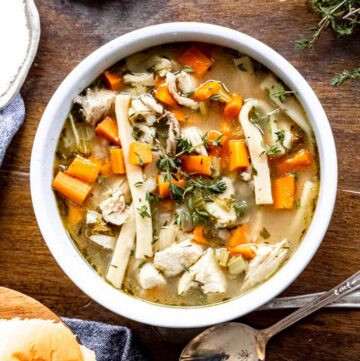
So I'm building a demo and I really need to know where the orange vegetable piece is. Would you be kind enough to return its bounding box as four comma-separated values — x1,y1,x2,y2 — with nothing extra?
273,174,295,209
155,76,165,88
224,94,243,119
182,155,212,176
193,81,222,101
99,158,113,176
227,139,250,171
52,172,92,206
109,148,126,174
157,174,186,198
178,46,213,78
206,130,224,157
129,142,152,166
219,122,233,144
103,71,122,91
228,225,248,248
65,155,101,183
276,149,312,174
155,83,178,107
172,109,188,123
66,202,84,226
95,116,121,146
192,226,208,245
229,245,256,260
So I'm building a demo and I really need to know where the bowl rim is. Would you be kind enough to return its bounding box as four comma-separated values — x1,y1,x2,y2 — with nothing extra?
30,22,337,328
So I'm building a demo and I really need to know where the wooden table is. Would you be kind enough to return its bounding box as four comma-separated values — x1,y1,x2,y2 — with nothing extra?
0,1,359,359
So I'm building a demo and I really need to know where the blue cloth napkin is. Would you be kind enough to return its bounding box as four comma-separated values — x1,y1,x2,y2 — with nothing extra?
0,94,25,166
63,318,150,361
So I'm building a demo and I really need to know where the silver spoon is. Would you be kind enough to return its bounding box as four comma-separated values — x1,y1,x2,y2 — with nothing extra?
180,270,360,361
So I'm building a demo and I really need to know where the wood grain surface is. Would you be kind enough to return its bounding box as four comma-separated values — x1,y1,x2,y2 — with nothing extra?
0,287,61,322
0,1,359,360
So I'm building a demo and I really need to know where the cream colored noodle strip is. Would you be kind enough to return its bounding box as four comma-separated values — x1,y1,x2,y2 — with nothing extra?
260,75,313,143
239,99,273,204
252,99,289,155
115,94,153,259
105,204,136,288
233,56,258,96
287,180,318,243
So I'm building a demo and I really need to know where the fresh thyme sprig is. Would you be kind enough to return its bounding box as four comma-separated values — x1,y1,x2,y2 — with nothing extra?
295,0,360,50
295,1,359,86
330,66,360,85
267,84,296,103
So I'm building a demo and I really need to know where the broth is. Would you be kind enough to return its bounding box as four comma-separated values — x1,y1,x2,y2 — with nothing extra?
53,43,319,306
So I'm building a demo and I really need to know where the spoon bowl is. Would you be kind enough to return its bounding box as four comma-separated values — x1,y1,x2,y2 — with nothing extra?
180,322,264,361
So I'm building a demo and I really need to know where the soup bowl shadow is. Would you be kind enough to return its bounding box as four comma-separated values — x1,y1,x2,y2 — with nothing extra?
30,22,337,328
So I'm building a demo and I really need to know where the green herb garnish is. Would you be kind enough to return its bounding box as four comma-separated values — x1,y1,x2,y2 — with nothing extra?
137,205,151,218
267,84,296,103
234,201,248,219
266,144,282,156
260,227,271,239
237,63,247,72
295,0,359,50
132,127,143,140
146,191,159,204
330,67,360,86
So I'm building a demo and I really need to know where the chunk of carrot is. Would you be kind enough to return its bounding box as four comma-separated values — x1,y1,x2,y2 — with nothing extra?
228,225,248,248
155,76,165,88
224,94,243,119
66,201,84,226
206,130,224,157
65,156,101,183
95,116,121,146
157,174,186,198
182,155,212,176
52,172,92,205
178,46,213,78
109,148,126,174
192,226,208,245
155,83,178,107
171,109,188,123
129,142,152,166
227,139,249,171
276,149,312,174
99,158,112,176
219,122,233,144
229,245,256,259
103,71,122,91
272,174,295,209
193,81,222,101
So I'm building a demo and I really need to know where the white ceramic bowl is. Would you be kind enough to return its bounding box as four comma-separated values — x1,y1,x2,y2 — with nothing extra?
30,22,337,328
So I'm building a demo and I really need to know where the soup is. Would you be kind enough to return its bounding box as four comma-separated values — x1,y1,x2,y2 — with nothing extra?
53,43,319,306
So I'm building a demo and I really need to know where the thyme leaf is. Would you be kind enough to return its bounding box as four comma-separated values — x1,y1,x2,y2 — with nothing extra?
137,205,151,218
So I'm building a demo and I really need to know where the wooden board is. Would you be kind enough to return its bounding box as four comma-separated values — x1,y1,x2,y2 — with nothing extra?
0,287,61,322
0,1,359,360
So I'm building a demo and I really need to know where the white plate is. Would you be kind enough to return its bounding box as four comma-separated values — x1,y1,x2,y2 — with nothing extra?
0,0,40,109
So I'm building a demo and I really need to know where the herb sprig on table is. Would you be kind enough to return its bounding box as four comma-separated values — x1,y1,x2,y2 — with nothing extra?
296,0,360,86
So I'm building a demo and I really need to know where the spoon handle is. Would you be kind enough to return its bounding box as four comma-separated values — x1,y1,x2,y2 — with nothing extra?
260,290,360,310
263,270,360,340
